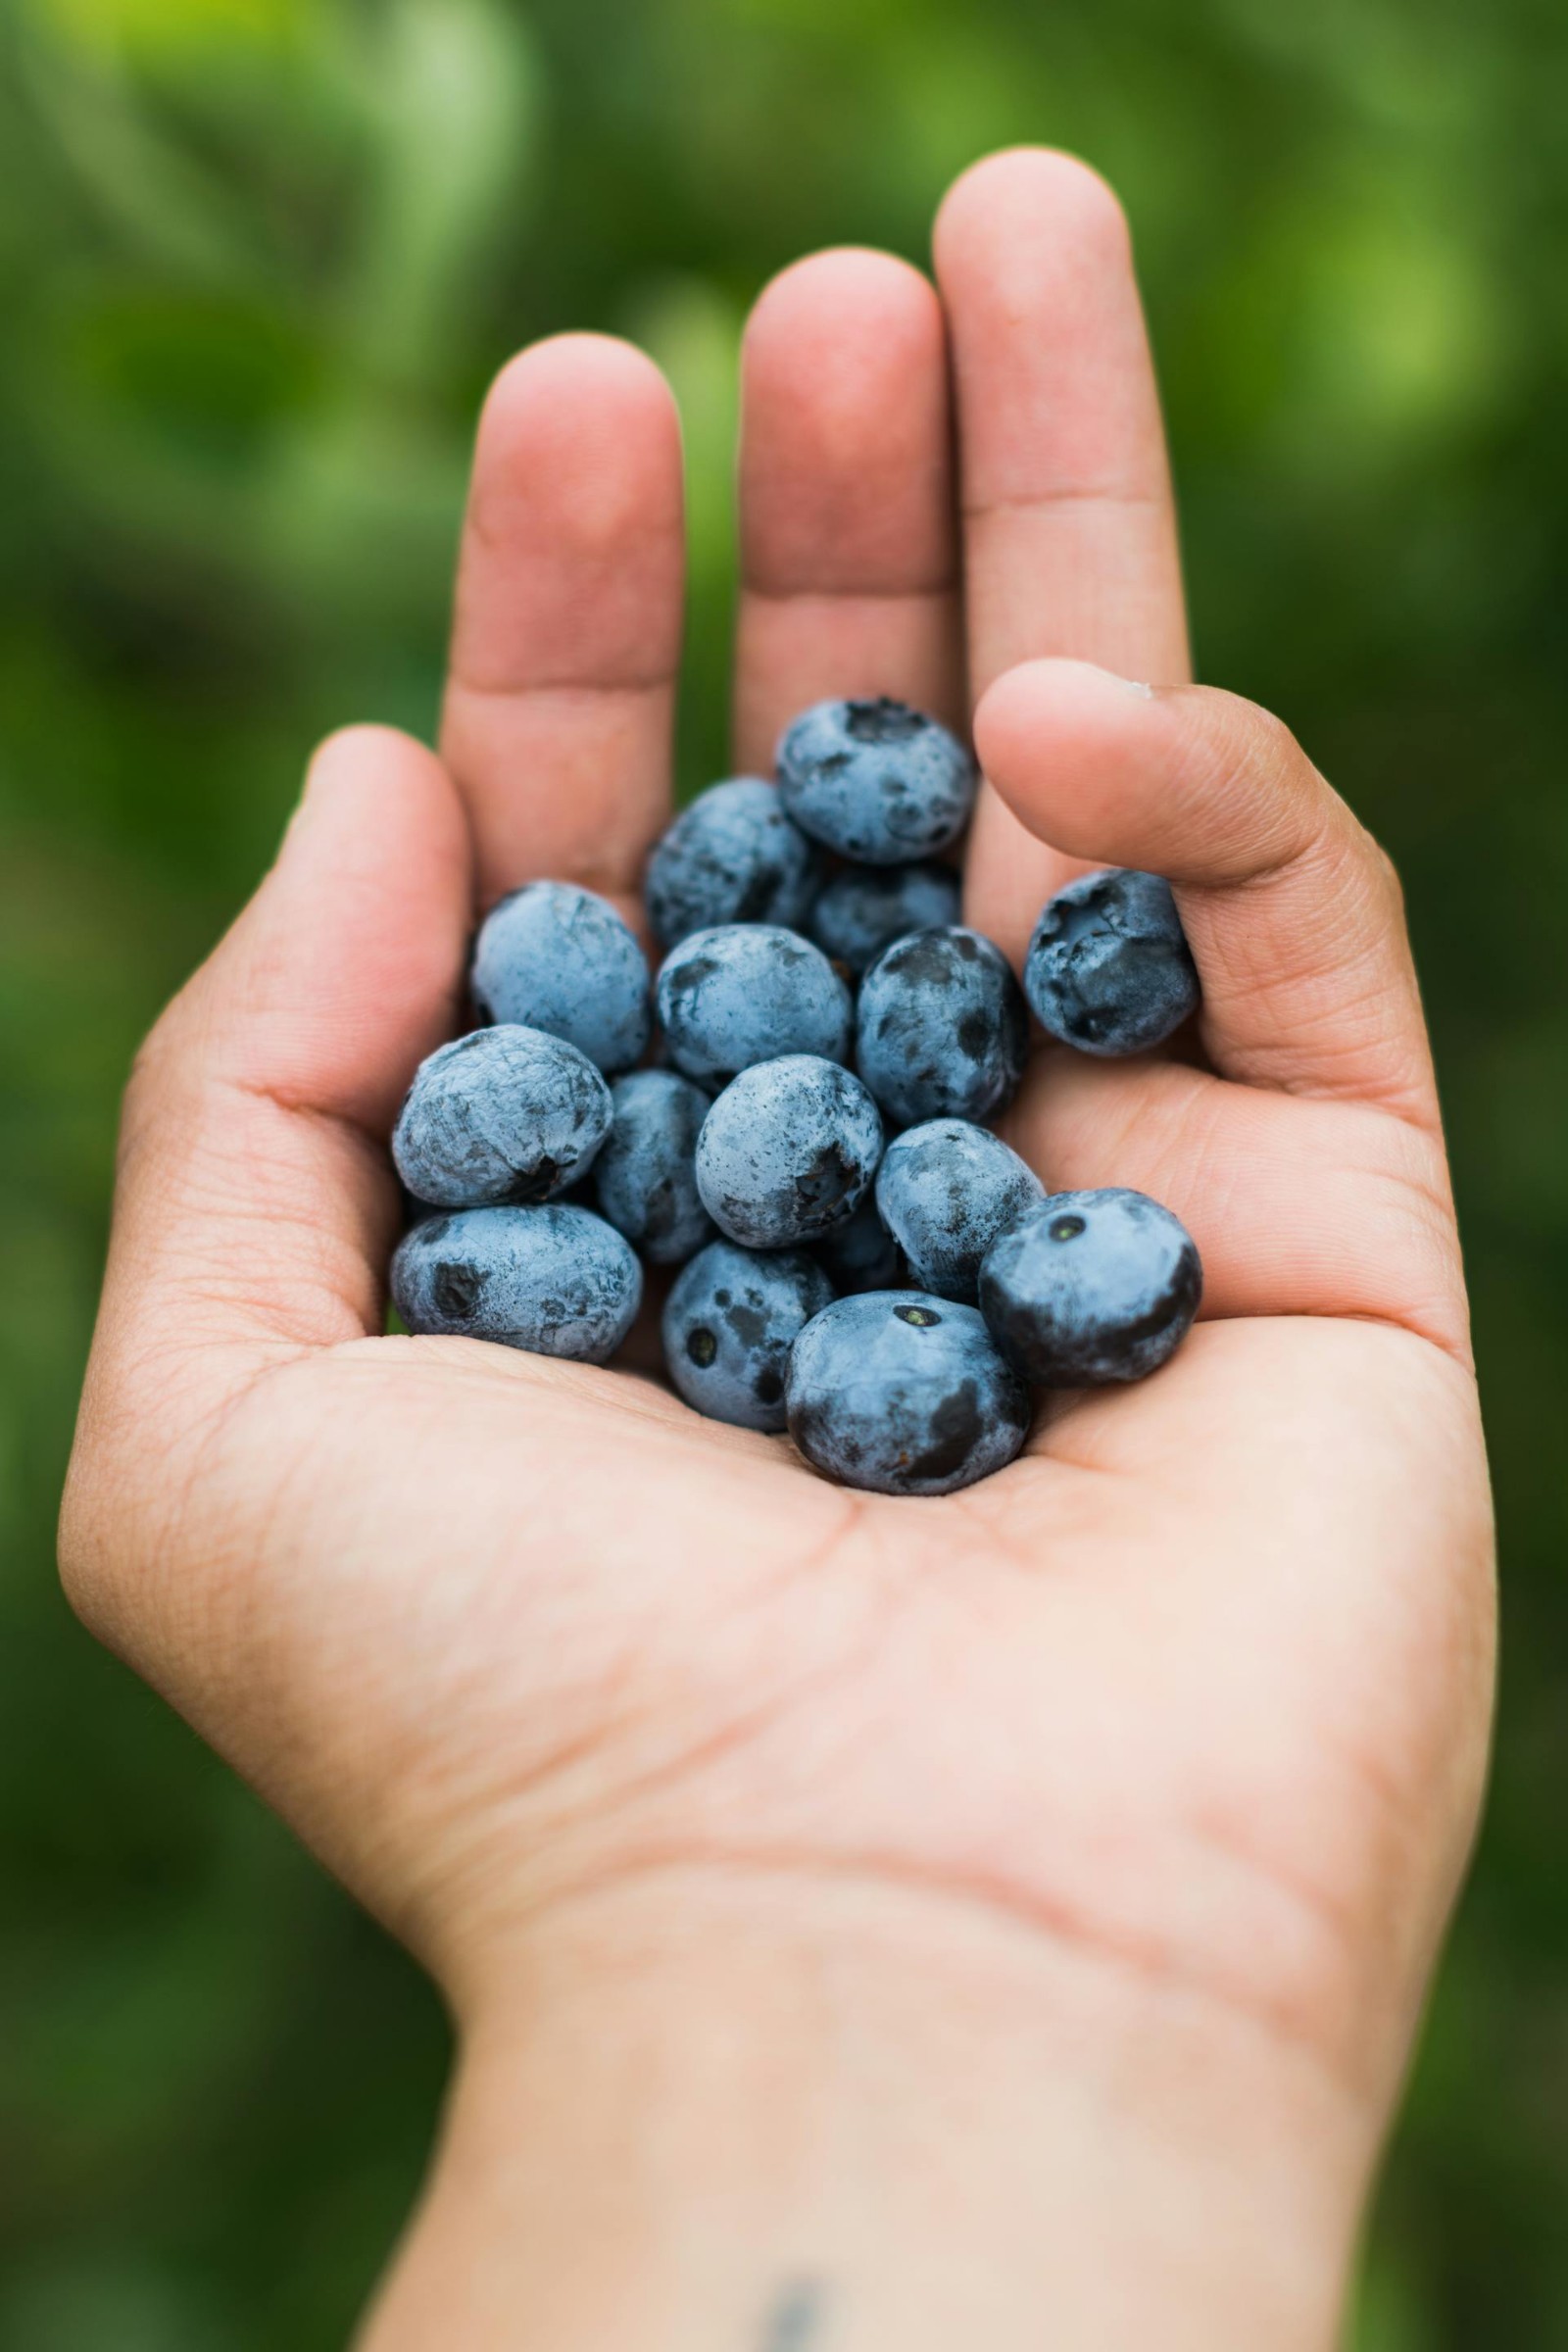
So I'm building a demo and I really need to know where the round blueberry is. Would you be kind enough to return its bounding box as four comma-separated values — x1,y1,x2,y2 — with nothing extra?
875,1119,1046,1305
657,924,853,1089
696,1054,884,1250
470,880,651,1074
786,1292,1030,1496
808,861,962,975
776,698,977,864
391,1203,643,1364
392,1025,612,1209
1024,868,1200,1056
813,1193,904,1295
857,926,1028,1127
591,1068,714,1266
979,1188,1202,1386
646,778,821,948
662,1239,834,1433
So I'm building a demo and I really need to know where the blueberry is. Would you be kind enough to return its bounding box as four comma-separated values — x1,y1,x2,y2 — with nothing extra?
663,1239,834,1432
808,861,961,975
776,698,976,864
646,778,821,948
1024,868,1200,1056
856,926,1028,1127
391,1203,643,1363
591,1068,714,1266
695,1054,883,1250
813,1193,904,1295
875,1119,1046,1305
657,924,853,1089
392,1025,612,1208
470,880,651,1073
786,1292,1030,1496
979,1188,1202,1386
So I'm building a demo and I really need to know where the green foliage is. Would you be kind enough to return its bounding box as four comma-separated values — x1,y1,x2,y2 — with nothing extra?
2,0,1565,2340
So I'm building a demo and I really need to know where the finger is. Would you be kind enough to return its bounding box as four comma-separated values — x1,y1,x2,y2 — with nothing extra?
1001,1054,1467,1363
440,335,685,911
733,249,962,773
933,149,1189,961
975,660,1438,1123
80,728,469,1439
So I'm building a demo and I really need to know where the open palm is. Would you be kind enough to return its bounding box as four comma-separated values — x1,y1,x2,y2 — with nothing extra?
62,150,1493,2342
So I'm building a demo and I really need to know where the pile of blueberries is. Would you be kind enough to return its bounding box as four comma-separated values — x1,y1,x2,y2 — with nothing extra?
390,698,1203,1497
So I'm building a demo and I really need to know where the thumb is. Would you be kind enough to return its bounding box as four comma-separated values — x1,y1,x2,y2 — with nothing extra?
64,726,471,1579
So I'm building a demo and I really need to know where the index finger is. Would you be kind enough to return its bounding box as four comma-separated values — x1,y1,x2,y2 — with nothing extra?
440,335,686,914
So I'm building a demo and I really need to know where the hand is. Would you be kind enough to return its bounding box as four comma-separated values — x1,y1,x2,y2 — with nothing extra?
61,150,1494,2351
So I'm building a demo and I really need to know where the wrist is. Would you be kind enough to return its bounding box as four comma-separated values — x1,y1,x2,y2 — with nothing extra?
360,1868,1377,2351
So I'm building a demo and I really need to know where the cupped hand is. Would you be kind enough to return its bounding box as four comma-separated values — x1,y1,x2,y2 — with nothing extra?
60,151,1494,2348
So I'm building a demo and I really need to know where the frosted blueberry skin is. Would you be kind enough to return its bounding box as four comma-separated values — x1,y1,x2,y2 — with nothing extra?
786,1292,1030,1497
663,1240,834,1433
1024,868,1200,1056
696,1054,884,1250
875,1119,1046,1305
470,880,652,1074
856,926,1028,1128
776,697,977,864
391,1204,643,1364
808,861,961,976
591,1068,714,1266
646,778,821,948
979,1188,1202,1386
813,1193,904,1295
392,1025,612,1209
656,923,853,1089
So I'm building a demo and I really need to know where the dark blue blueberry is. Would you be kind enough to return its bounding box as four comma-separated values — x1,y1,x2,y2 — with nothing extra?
875,1119,1046,1305
592,1068,714,1266
1023,868,1200,1056
695,1054,883,1250
391,1203,643,1363
392,1025,612,1208
657,924,852,1089
776,698,976,864
786,1292,1030,1496
813,1193,904,1295
470,880,651,1073
808,861,961,975
663,1239,834,1432
979,1188,1202,1386
646,778,821,948
856,926,1028,1127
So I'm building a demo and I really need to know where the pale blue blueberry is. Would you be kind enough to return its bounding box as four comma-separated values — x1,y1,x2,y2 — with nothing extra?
809,862,961,975
776,698,976,864
646,778,821,947
663,1239,834,1432
786,1292,1030,1496
1024,869,1200,1056
592,1069,714,1265
875,1119,1046,1305
979,1188,1202,1386
470,880,651,1073
391,1203,642,1363
696,1054,883,1250
856,927,1028,1127
657,924,852,1089
392,1025,611,1208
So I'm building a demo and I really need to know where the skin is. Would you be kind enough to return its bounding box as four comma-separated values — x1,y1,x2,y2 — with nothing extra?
59,149,1494,2351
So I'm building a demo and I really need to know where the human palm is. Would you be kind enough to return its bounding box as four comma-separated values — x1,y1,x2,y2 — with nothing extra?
63,150,1492,2316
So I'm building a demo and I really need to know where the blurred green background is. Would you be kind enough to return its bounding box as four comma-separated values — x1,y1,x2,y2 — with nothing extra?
1,0,1564,2341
